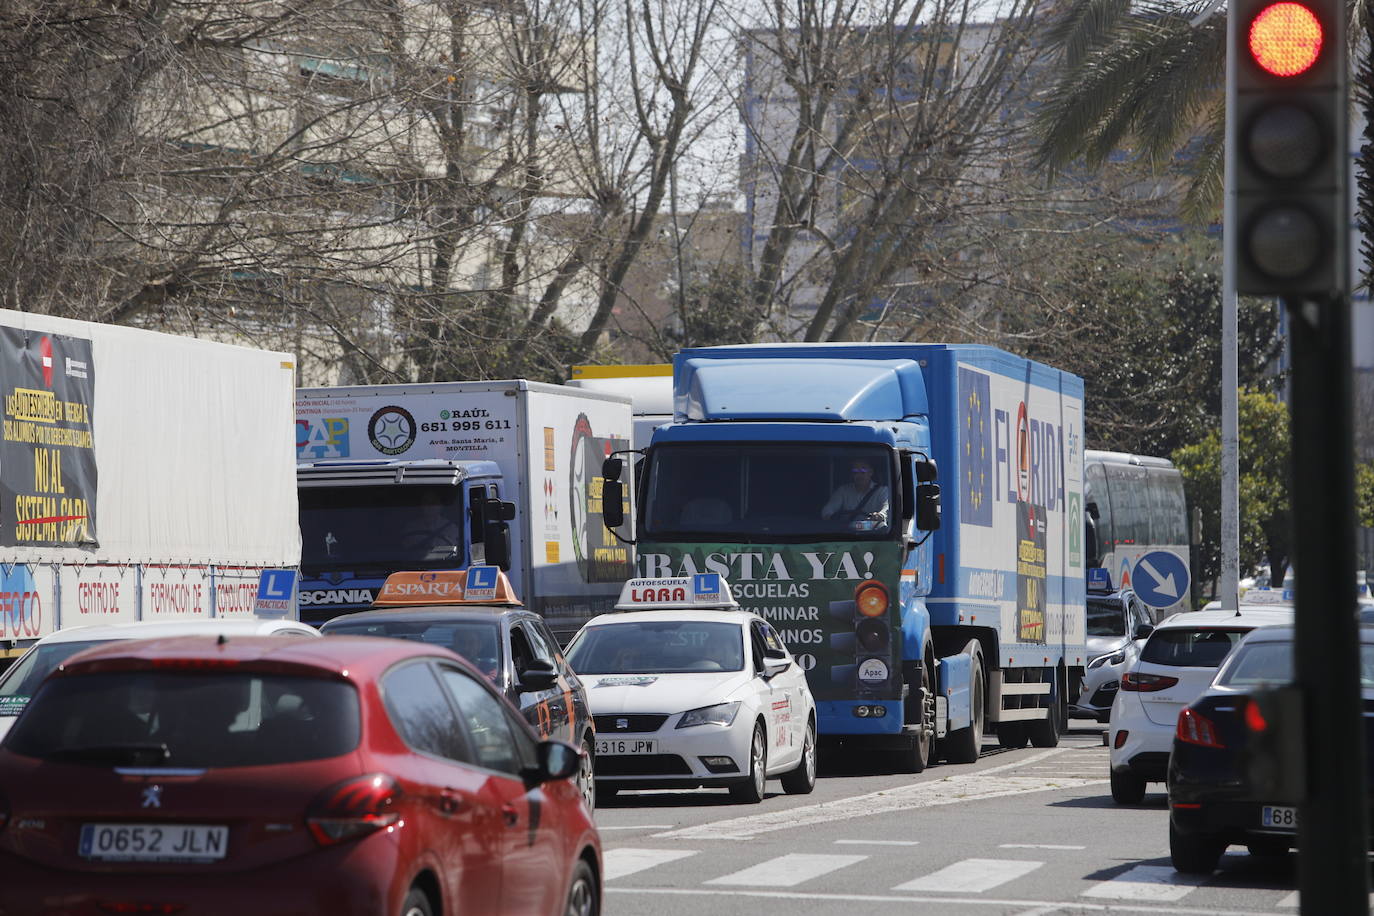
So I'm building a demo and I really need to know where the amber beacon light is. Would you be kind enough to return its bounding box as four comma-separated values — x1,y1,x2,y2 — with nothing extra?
1229,0,1346,297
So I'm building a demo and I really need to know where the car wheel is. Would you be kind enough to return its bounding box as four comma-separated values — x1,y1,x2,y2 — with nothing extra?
781,718,817,794
577,736,597,813
942,649,984,764
564,858,600,916
729,722,767,803
1170,818,1226,874
400,887,433,916
1110,769,1147,804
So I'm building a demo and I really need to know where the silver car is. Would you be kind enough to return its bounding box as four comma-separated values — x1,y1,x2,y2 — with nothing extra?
1070,587,1156,722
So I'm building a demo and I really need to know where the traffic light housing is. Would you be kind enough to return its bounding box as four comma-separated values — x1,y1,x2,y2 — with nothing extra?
828,580,895,699
1230,0,1347,297
1241,685,1307,803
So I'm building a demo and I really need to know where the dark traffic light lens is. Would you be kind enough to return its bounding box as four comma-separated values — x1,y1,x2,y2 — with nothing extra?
1245,104,1324,178
1246,206,1322,278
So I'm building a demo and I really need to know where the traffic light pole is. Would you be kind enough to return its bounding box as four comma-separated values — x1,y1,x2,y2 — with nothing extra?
1287,290,1368,914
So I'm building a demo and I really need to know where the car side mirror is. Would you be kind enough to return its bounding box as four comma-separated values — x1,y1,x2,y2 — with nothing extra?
530,739,582,784
762,657,791,678
519,657,560,691
1133,622,1155,640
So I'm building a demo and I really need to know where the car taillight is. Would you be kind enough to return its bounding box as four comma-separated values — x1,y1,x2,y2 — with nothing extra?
306,773,402,846
1120,672,1180,692
1177,707,1225,748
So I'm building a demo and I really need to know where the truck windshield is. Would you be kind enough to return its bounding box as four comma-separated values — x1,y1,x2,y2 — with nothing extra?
300,485,467,572
642,443,895,542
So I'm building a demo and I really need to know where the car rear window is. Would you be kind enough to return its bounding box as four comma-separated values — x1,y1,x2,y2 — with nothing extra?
5,671,360,768
1138,628,1250,668
566,620,744,673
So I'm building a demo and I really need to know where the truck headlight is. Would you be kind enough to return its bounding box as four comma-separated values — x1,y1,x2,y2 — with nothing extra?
676,701,741,729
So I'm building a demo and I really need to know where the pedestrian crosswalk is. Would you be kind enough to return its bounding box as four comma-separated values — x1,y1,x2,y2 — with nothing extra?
601,846,1301,911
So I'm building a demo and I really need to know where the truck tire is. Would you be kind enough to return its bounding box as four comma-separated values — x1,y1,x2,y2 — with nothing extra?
941,649,984,764
1027,669,1062,747
897,656,934,773
996,722,1028,749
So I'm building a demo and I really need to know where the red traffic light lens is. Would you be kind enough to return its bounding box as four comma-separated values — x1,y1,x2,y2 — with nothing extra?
1248,2,1323,76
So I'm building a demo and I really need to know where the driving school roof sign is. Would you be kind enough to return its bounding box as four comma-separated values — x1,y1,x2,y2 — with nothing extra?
615,573,739,610
374,567,521,607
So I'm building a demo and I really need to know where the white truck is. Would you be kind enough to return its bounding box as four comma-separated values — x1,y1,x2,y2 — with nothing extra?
295,380,634,637
0,310,300,663
568,364,672,449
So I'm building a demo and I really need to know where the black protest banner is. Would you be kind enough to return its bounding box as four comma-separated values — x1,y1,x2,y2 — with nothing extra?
0,328,97,547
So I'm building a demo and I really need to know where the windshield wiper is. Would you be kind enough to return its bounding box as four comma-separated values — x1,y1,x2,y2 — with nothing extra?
47,743,172,766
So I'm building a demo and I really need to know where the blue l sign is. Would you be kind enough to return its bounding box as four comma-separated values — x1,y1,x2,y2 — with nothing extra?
255,569,298,618
1133,551,1191,609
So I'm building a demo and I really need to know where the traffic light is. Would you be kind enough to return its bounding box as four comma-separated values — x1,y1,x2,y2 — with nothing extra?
828,580,894,700
1230,0,1347,296
1241,685,1306,803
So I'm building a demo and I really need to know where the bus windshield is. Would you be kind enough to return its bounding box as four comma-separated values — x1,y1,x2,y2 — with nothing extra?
642,443,896,542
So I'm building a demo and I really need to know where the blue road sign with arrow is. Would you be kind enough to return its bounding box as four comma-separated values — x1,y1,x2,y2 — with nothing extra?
1133,551,1191,609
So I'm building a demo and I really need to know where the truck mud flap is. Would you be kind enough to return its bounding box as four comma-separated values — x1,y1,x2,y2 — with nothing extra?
989,668,1051,723
936,651,972,732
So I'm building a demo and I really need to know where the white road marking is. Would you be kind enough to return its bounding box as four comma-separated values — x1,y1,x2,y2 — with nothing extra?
1080,864,1206,901
834,838,921,846
894,857,1043,893
605,885,1277,914
1277,891,1298,907
603,847,699,880
999,844,1085,850
595,825,675,830
705,852,867,887
653,748,1106,840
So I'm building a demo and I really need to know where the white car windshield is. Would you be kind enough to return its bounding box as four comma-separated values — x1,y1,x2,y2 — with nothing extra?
567,621,745,674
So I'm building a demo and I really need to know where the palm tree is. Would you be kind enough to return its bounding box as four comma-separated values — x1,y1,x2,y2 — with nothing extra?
1034,0,1372,287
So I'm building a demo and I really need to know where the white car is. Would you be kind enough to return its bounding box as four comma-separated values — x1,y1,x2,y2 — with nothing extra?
1108,606,1293,803
0,618,319,740
564,607,817,804
1070,585,1156,722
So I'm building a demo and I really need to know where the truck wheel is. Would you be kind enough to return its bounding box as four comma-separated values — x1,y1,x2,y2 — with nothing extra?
897,658,934,773
780,718,817,794
1027,668,1065,747
942,652,984,764
996,722,1028,749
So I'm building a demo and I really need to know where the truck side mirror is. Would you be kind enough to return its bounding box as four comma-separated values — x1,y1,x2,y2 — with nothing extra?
915,458,938,483
602,457,623,481
916,483,941,531
483,497,515,570
602,479,625,528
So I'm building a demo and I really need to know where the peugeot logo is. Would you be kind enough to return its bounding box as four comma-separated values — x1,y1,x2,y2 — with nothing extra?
616,718,629,730
141,785,162,809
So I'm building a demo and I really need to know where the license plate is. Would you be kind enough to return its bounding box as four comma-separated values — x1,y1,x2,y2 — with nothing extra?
79,823,229,862
596,738,657,755
1261,805,1298,831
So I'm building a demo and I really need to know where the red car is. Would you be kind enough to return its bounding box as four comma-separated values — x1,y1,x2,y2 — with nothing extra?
0,635,601,916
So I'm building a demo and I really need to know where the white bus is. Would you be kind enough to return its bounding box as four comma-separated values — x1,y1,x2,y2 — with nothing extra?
1084,450,1192,619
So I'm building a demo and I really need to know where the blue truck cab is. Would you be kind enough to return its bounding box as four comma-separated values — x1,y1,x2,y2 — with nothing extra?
601,343,1088,772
